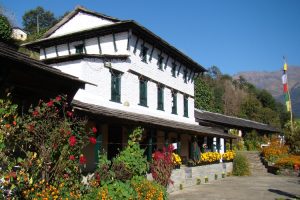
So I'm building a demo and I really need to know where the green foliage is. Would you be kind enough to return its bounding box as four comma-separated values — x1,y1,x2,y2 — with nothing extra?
22,6,57,36
194,77,213,111
0,14,12,41
114,127,149,177
284,120,300,154
244,130,263,151
232,153,250,176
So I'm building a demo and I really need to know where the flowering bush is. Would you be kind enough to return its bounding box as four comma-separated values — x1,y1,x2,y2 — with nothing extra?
151,144,174,187
275,155,300,169
261,138,289,162
0,95,96,198
201,152,221,163
172,153,182,165
222,150,236,161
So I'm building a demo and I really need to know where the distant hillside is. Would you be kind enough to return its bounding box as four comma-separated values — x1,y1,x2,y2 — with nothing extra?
234,66,300,118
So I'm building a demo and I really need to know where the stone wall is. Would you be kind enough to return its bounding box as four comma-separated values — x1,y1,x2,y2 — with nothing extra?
168,162,233,192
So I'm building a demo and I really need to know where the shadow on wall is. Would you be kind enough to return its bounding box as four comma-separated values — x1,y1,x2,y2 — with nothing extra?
268,189,298,199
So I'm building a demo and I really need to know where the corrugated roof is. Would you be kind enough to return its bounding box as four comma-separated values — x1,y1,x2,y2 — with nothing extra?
72,100,237,139
194,109,280,133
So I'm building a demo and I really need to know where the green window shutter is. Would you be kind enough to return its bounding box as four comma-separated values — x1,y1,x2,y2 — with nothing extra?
172,92,177,114
184,96,188,117
139,79,147,106
95,132,102,165
111,72,121,102
157,86,164,110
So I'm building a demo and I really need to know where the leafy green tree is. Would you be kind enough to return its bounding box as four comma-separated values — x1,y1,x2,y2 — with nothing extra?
0,14,12,41
194,77,214,111
22,6,57,36
239,95,262,121
207,66,222,79
257,89,276,110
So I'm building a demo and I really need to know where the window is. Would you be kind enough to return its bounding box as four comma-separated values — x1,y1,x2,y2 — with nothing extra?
184,95,188,117
171,91,177,114
140,45,148,63
171,62,177,77
183,69,188,83
111,71,121,103
157,86,164,110
75,44,84,54
157,55,164,70
139,79,147,107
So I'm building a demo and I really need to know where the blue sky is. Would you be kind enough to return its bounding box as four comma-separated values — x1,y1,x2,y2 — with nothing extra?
1,0,300,75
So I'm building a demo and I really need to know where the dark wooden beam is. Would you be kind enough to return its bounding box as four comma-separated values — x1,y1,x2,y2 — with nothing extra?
43,48,47,59
83,40,87,54
191,72,196,80
55,45,59,57
97,36,102,54
149,45,155,62
67,42,71,55
164,55,169,69
177,64,182,76
188,70,193,81
127,29,132,51
112,33,117,52
133,37,139,54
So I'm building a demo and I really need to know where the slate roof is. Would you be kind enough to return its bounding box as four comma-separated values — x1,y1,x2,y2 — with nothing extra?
72,100,237,139
194,109,280,133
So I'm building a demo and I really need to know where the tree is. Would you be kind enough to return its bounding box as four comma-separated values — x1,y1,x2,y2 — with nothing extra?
207,66,222,79
0,14,12,41
257,89,276,110
194,77,214,111
22,6,57,36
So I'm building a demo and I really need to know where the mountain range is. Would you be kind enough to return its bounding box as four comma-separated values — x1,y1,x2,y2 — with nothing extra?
234,66,300,118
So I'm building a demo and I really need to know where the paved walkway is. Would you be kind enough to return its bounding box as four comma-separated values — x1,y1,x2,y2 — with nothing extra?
169,175,300,200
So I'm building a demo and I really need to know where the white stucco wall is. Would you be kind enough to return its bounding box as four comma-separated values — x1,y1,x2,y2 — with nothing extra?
39,17,200,124
49,12,115,38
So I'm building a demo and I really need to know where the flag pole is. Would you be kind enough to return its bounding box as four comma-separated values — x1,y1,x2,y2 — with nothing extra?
283,57,294,133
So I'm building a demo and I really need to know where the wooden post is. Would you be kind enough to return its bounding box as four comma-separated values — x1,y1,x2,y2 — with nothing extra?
147,129,154,161
177,133,181,155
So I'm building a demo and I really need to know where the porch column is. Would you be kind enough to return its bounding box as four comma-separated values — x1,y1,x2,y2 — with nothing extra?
177,133,181,155
213,137,217,152
220,138,225,154
147,129,155,161
164,132,169,147
95,129,102,165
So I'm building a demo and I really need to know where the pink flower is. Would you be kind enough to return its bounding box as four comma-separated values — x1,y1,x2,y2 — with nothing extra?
32,110,39,117
79,154,87,164
92,127,97,134
69,136,76,146
55,96,62,101
69,155,75,161
67,111,73,117
47,100,54,107
89,137,97,144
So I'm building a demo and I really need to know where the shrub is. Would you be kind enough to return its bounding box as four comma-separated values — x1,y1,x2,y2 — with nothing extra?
222,150,236,161
114,127,149,177
232,153,250,176
275,155,300,169
201,152,221,163
261,138,289,161
0,15,12,41
151,144,174,187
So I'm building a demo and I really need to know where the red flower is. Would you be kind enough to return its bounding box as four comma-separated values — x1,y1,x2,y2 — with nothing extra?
27,124,35,132
89,137,97,144
55,96,62,102
47,100,54,107
69,155,75,161
67,111,73,117
13,121,17,126
32,110,39,117
79,154,87,164
92,127,97,134
66,130,71,135
69,136,76,146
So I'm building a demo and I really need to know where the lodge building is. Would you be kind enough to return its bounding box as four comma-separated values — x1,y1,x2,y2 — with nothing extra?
24,6,274,172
